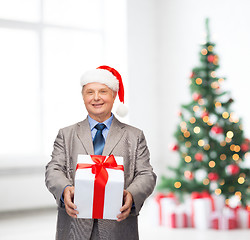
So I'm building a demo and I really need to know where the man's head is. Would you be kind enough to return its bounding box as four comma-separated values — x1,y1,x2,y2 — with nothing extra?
82,82,117,122
80,66,125,122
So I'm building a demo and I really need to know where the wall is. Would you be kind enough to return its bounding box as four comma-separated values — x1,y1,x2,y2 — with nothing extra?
127,0,161,175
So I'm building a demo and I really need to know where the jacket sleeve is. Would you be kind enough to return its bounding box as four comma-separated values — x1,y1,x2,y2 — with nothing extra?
126,130,157,215
45,129,73,207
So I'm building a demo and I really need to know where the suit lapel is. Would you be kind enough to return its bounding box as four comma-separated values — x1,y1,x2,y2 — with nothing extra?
76,118,94,154
103,116,126,156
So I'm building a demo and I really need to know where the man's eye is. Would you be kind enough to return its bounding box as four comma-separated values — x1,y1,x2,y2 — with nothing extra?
100,90,107,94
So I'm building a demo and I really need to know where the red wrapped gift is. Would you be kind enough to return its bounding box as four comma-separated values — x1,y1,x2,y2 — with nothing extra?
211,207,237,230
169,205,188,228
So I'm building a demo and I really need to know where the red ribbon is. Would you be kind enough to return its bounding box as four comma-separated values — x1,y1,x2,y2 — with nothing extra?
248,206,250,228
191,191,215,228
76,155,124,219
170,213,188,228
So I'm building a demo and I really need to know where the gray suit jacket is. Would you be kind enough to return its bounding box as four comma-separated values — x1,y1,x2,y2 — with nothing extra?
45,116,156,240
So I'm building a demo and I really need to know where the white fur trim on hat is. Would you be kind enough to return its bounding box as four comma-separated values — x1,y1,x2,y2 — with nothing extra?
80,69,119,92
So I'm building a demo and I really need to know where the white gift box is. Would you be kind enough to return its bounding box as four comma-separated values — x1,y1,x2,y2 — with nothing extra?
237,207,250,229
74,155,124,220
168,205,188,228
193,198,212,229
211,207,237,230
212,194,225,212
191,192,214,229
155,193,177,226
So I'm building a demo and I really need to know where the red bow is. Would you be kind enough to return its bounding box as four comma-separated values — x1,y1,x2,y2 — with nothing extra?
76,155,124,219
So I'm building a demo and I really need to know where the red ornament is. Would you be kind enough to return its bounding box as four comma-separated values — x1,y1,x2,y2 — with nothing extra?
211,126,223,134
184,171,194,180
226,164,240,175
190,72,195,78
207,54,215,63
244,138,250,143
192,93,202,101
201,111,209,118
241,143,249,152
195,153,204,162
178,111,182,117
170,144,179,151
208,172,219,181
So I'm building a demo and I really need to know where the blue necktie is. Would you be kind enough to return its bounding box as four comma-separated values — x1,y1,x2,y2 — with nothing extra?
93,123,106,155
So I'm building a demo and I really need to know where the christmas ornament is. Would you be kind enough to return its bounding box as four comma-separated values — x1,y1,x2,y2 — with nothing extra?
241,143,249,152
190,72,195,78
201,111,209,118
208,172,219,181
226,164,240,175
244,138,250,143
209,181,218,191
207,54,215,63
192,93,202,101
211,126,223,134
184,170,194,180
170,144,179,151
228,195,241,208
195,169,207,182
195,152,204,162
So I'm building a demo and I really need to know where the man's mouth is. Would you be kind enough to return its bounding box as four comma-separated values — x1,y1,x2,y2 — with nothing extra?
92,103,104,107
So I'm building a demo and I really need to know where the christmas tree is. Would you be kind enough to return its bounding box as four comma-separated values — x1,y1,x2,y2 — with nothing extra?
158,19,250,206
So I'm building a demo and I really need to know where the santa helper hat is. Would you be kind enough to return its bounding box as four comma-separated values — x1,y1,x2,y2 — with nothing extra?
80,65,128,117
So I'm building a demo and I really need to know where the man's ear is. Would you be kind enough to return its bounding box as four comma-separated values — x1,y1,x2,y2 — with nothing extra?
81,86,85,100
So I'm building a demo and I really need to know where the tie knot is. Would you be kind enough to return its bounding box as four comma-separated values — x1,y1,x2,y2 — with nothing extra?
95,123,106,131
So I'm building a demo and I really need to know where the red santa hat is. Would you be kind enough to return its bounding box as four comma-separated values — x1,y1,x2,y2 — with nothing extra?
80,65,128,116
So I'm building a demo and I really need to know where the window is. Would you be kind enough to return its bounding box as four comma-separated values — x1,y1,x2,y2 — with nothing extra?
0,0,127,167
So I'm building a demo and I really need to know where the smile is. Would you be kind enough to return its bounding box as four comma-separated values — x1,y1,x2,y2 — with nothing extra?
92,103,104,107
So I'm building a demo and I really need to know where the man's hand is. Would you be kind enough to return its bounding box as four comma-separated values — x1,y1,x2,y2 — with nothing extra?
117,190,133,222
63,186,78,218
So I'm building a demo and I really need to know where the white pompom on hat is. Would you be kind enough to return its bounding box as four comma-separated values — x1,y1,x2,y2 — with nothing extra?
80,65,128,117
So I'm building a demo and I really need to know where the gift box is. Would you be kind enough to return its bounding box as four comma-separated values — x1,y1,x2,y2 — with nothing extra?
74,154,124,220
236,206,250,229
212,194,225,212
211,207,237,230
168,205,188,228
191,191,215,229
155,193,177,226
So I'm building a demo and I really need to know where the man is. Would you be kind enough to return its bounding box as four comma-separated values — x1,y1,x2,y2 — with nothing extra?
45,65,156,240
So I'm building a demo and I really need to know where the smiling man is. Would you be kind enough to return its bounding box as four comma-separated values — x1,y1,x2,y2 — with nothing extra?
45,65,156,240
82,82,117,123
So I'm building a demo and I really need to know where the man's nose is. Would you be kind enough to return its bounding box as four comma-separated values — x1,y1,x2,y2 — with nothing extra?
94,92,100,100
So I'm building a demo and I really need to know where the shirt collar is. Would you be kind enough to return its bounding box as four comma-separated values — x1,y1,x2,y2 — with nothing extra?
88,113,114,130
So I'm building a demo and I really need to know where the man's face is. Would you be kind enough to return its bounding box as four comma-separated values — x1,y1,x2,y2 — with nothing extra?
82,82,117,122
